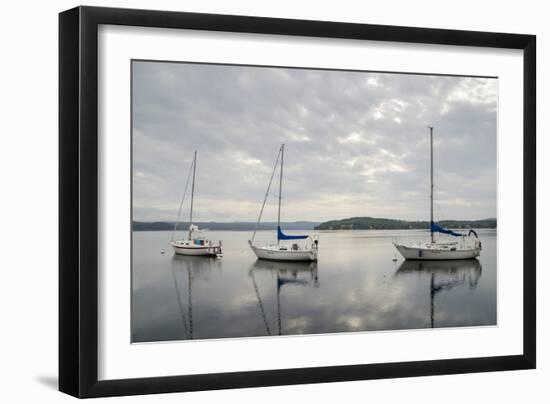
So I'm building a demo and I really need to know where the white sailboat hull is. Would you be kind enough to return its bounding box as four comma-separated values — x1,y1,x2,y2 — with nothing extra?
171,241,221,257
394,242,481,260
250,244,318,262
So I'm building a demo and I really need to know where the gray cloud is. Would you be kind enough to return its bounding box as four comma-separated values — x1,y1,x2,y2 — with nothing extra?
132,61,497,222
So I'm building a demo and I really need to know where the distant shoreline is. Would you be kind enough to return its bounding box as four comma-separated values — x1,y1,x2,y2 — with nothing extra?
133,217,496,232
132,221,319,232
314,217,496,231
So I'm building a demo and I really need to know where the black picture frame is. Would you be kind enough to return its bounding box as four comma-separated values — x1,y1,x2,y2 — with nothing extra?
59,5,536,398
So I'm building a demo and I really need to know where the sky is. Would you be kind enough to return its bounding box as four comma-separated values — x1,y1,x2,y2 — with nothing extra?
132,61,497,223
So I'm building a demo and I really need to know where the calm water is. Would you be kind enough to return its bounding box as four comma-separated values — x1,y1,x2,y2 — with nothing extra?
132,229,496,342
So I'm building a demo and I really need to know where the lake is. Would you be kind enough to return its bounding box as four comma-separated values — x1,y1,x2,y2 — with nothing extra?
132,229,496,342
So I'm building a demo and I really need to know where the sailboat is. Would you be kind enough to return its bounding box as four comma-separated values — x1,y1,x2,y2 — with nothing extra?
170,151,222,257
393,127,482,260
249,144,319,262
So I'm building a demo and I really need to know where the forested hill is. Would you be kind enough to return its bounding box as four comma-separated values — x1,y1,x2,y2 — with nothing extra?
314,217,496,230
133,221,319,231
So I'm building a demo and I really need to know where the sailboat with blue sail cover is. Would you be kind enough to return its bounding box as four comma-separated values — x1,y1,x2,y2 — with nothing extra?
393,127,482,260
249,144,319,262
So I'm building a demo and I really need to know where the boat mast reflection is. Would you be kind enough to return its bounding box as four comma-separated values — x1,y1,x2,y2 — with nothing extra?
395,259,482,328
170,255,221,339
249,260,319,336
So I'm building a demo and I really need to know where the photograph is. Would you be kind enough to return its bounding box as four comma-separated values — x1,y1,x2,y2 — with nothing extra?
131,60,497,343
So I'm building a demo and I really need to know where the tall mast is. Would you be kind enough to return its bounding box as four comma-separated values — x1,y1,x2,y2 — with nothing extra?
188,151,197,240
429,126,434,243
277,144,284,244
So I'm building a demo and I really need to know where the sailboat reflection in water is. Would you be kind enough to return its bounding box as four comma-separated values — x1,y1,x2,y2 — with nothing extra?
170,255,221,340
395,259,482,328
249,260,319,336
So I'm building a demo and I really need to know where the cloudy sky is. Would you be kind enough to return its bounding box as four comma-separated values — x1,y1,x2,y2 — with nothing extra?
132,61,497,223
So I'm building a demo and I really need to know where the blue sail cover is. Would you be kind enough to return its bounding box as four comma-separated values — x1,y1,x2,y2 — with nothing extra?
277,226,308,241
431,222,462,237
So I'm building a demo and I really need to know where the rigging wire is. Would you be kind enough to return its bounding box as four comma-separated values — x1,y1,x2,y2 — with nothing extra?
171,156,195,242
250,147,282,244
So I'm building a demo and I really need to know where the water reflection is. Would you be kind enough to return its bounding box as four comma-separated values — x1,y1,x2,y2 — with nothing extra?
132,230,496,342
170,255,221,339
249,260,319,336
395,259,482,328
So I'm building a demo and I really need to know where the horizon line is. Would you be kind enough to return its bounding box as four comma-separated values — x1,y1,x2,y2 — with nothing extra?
133,217,497,223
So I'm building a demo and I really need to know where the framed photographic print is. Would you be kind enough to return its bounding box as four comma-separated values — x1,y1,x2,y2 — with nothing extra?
59,6,536,398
